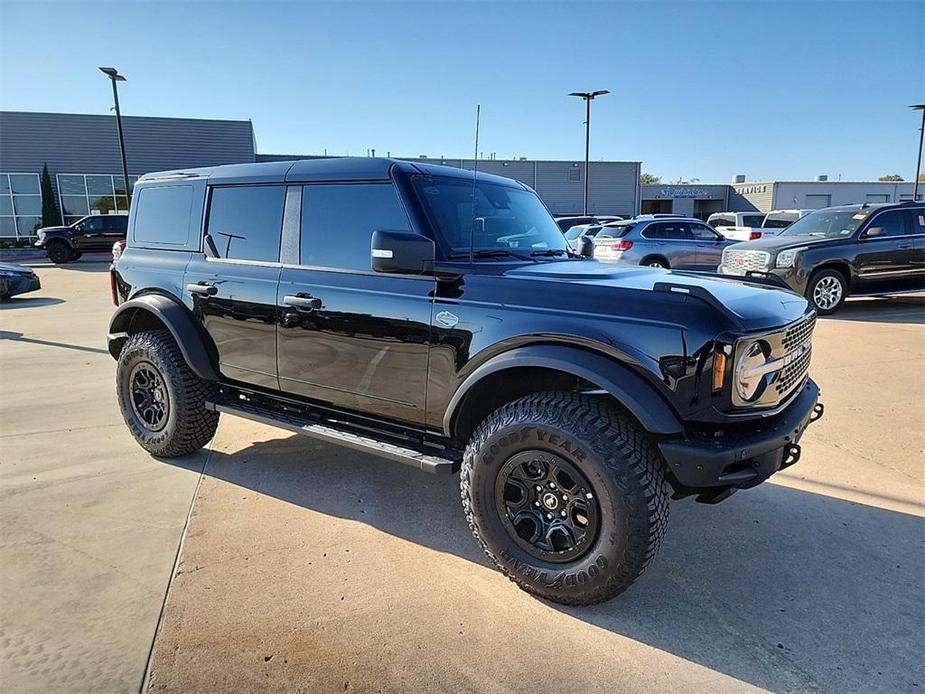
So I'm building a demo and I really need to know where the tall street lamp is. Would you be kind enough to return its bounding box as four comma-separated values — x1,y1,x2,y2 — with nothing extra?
99,67,131,204
569,89,609,215
911,104,925,202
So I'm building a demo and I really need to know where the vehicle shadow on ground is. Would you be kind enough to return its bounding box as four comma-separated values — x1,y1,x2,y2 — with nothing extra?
160,434,924,692
29,259,112,273
0,297,65,310
825,295,925,325
0,329,109,354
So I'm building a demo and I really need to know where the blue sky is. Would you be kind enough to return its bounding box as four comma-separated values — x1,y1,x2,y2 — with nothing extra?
1,1,922,182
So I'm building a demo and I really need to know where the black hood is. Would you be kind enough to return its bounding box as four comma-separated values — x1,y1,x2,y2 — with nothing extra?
37,225,71,234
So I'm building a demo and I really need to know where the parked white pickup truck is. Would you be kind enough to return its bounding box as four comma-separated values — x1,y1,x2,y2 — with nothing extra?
707,211,767,241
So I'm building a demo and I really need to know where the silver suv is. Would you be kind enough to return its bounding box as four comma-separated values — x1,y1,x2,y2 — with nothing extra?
592,216,735,271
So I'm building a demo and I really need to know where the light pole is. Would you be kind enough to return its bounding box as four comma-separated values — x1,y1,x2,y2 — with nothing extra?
568,89,609,215
911,104,925,202
99,67,131,204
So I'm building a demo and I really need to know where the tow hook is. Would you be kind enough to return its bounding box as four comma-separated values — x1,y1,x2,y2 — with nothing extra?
781,443,801,469
810,402,825,423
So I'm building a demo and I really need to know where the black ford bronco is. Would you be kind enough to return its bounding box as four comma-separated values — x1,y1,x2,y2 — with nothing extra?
109,158,824,605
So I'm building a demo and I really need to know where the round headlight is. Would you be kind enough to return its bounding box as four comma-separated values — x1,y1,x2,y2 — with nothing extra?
735,339,772,402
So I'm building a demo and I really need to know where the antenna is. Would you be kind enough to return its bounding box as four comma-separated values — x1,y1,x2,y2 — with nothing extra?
469,104,481,264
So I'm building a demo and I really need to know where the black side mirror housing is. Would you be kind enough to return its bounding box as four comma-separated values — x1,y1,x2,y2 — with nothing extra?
577,235,595,258
371,230,435,274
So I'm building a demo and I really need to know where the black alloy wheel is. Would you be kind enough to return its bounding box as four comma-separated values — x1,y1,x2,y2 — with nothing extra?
495,450,600,563
128,361,170,432
47,241,72,264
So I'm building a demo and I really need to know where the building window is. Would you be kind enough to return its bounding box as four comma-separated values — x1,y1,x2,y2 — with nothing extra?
568,166,581,182
0,173,42,238
56,173,138,226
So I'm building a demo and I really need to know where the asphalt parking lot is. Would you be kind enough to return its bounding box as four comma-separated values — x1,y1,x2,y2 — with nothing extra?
1,261,923,693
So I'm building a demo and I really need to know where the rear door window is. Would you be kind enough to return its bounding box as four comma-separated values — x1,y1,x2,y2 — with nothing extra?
689,223,720,240
207,185,285,262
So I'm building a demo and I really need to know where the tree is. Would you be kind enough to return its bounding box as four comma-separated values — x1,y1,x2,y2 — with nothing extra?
40,163,62,228
878,174,904,181
639,172,660,184
919,173,925,182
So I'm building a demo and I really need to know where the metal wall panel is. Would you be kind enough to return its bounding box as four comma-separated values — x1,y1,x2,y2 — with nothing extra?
0,110,255,179
728,182,775,212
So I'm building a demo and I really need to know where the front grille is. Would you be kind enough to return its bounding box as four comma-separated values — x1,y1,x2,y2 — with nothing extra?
776,346,812,395
722,248,770,273
775,314,816,396
782,314,816,351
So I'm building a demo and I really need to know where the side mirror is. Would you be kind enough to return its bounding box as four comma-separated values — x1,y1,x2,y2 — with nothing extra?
371,230,435,274
864,227,884,238
577,235,595,258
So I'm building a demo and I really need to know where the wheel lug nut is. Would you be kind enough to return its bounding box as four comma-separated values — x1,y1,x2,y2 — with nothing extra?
535,485,542,492
549,483,556,489
534,501,540,507
546,513,553,520
560,510,567,517
561,494,568,501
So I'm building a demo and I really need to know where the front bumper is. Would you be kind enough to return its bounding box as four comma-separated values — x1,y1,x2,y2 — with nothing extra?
0,273,41,298
716,265,809,295
658,379,823,498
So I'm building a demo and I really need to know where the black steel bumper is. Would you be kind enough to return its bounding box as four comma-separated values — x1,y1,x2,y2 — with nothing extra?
658,379,823,498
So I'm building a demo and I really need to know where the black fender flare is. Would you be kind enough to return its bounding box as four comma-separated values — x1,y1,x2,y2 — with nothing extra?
43,234,74,249
443,345,684,437
108,294,219,381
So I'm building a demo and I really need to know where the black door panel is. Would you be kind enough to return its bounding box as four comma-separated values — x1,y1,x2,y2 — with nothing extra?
276,270,434,426
854,209,918,293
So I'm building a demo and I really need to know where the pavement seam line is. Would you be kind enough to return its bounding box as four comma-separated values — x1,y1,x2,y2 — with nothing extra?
139,443,213,694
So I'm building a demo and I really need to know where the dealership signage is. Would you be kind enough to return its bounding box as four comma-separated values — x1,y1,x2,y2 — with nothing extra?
658,186,711,198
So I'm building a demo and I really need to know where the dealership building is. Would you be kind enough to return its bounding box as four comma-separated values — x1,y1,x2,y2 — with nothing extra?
0,109,919,239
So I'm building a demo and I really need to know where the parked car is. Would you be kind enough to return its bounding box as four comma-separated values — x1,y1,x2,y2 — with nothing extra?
717,202,925,314
109,158,823,606
554,214,622,232
35,214,128,263
563,223,604,252
592,216,734,271
708,211,767,241
761,209,814,231
0,262,40,299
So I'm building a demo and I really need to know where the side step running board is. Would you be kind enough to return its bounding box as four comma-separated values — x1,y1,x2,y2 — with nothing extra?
206,400,458,475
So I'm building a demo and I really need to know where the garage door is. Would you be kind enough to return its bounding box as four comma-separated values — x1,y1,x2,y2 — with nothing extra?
805,194,831,209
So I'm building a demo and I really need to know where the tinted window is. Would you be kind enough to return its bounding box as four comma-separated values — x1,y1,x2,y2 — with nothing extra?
301,183,409,270
104,216,127,231
710,217,734,227
743,215,765,227
762,218,792,228
905,209,925,235
597,224,632,238
644,223,690,240
864,210,906,238
80,217,104,232
208,185,285,262
690,223,719,240
134,185,193,245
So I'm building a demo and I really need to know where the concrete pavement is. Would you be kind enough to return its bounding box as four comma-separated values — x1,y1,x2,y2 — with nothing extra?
1,264,923,693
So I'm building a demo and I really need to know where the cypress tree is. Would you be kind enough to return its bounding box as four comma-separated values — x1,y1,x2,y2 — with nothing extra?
40,163,62,228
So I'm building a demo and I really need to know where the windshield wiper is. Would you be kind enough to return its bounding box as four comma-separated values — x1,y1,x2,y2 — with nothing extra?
448,249,537,262
528,249,569,258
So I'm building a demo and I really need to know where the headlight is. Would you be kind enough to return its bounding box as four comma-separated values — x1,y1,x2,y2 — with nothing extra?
36,230,46,242
776,247,805,269
735,339,772,402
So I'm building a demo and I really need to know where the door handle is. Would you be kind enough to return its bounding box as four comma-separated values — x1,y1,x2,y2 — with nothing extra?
897,243,913,249
187,282,217,296
283,294,322,311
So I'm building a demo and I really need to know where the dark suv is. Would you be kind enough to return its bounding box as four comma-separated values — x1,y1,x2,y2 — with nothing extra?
108,159,824,605
718,202,925,314
35,214,128,263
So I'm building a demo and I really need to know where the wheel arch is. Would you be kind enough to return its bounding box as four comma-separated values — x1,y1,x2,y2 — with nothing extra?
808,261,852,291
108,294,219,381
639,254,669,268
444,345,684,442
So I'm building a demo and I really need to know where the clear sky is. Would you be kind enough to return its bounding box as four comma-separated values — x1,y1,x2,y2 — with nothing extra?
1,1,923,183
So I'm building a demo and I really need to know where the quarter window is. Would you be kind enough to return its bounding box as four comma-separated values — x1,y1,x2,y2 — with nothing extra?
300,183,409,270
134,185,194,246
207,185,286,262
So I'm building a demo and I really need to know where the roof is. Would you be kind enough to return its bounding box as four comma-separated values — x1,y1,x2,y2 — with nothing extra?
139,157,526,187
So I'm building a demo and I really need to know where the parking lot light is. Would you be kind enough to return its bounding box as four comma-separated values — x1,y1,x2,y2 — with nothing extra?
99,67,132,204
911,104,925,202
569,90,610,215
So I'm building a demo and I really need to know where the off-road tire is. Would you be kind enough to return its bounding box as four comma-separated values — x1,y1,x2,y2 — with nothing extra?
460,391,669,605
47,241,72,264
805,267,847,315
116,330,219,457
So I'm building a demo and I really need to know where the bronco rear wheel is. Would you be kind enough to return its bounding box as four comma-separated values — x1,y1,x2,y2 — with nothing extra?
116,330,219,457
460,392,669,605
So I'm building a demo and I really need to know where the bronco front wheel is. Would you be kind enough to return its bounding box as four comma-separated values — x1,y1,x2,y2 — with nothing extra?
460,392,669,605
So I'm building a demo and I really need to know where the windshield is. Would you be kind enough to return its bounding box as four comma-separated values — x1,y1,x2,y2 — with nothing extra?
412,175,567,255
781,208,870,238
